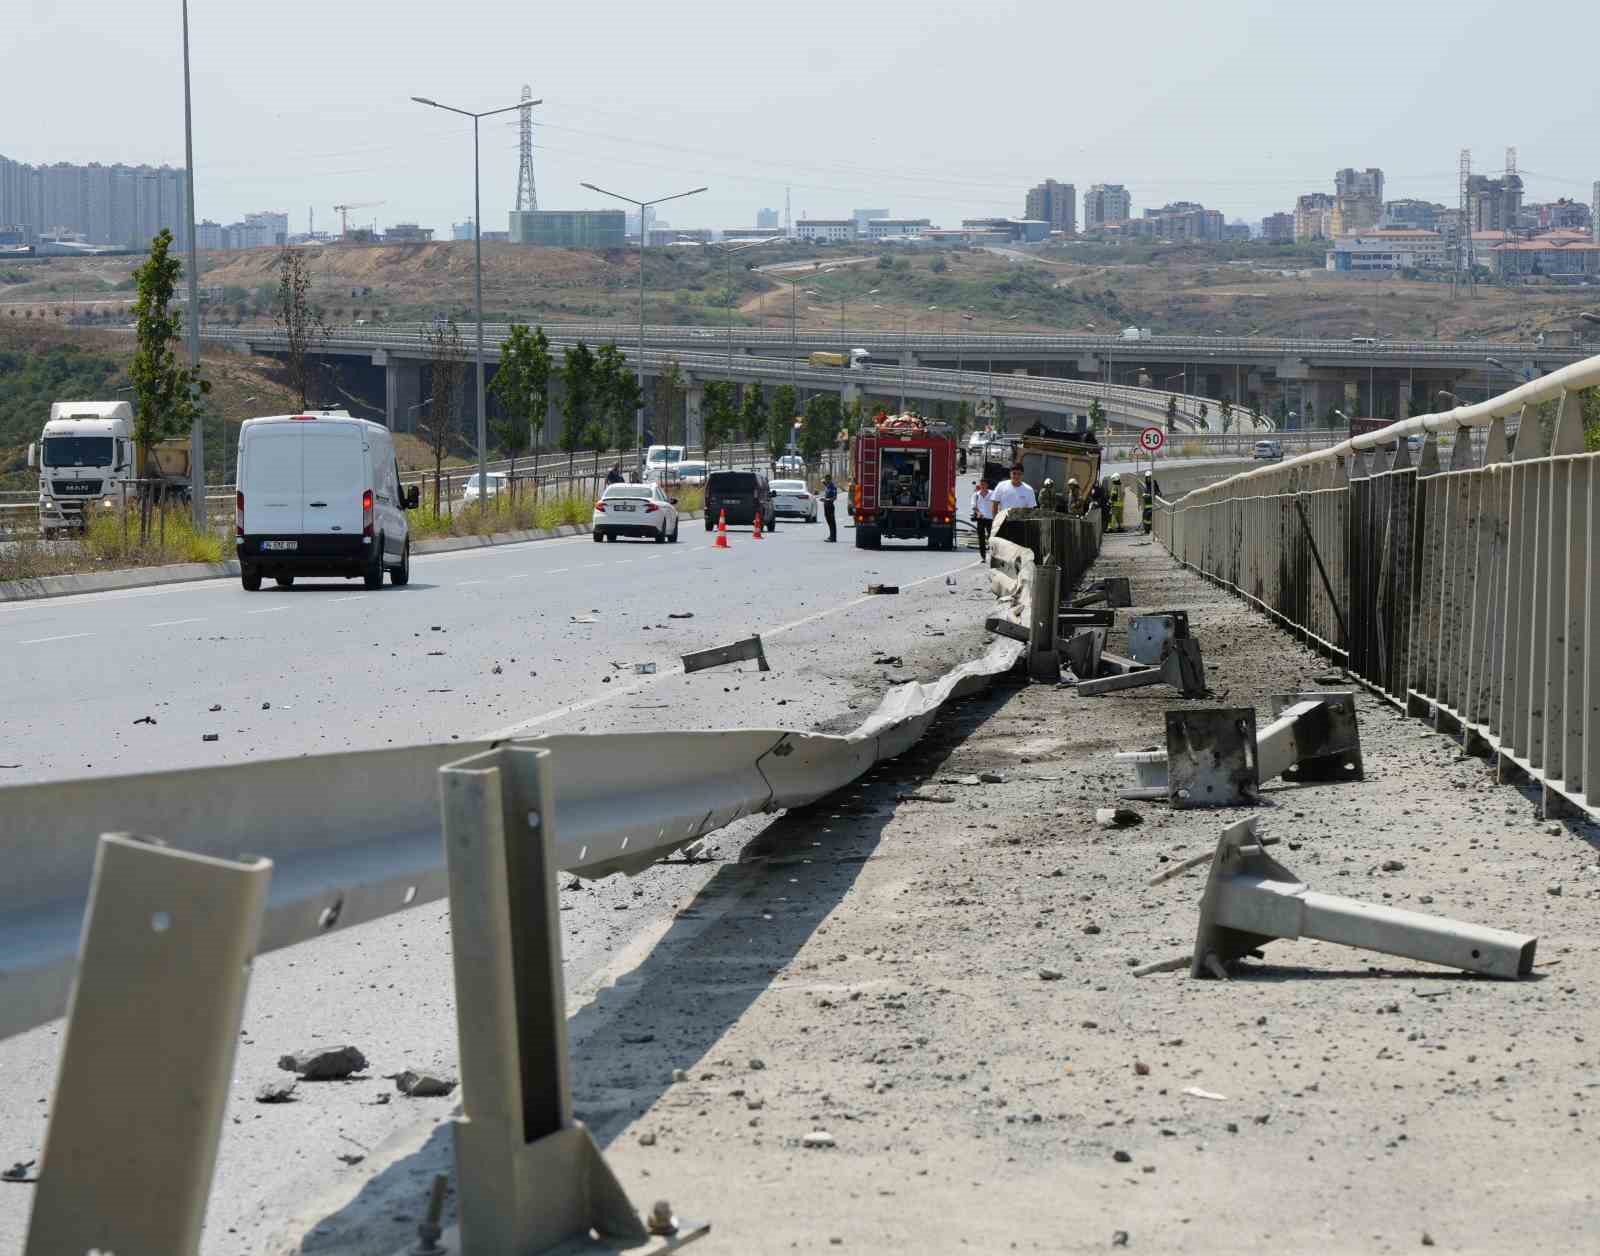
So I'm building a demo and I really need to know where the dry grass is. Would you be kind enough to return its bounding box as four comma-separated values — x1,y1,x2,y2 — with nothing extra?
0,504,225,585
407,485,704,540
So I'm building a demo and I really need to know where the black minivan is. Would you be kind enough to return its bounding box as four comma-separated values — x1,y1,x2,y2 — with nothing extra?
703,470,777,531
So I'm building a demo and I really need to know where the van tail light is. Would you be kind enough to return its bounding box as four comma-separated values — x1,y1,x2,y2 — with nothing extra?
235,491,244,537
594,500,607,512
362,489,374,537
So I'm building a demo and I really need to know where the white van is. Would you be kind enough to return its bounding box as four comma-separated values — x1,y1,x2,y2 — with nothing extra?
234,411,418,591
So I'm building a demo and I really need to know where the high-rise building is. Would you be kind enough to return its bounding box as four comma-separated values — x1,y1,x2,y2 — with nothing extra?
1465,173,1523,232
1133,202,1223,241
243,211,289,246
756,207,779,229
1082,184,1131,229
0,154,190,250
452,219,478,241
509,209,626,248
1331,167,1384,237
1294,192,1336,242
1334,168,1384,201
852,208,889,231
1024,179,1076,235
1381,199,1446,231
1261,212,1295,242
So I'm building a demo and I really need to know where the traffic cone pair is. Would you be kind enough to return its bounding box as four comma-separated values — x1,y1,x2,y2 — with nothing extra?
714,508,730,549
752,510,764,540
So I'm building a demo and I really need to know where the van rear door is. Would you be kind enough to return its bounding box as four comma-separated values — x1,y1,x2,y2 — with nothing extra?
241,423,302,535
301,423,366,537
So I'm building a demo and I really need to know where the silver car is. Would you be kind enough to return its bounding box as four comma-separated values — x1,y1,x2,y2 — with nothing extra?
1252,440,1283,461
770,478,817,522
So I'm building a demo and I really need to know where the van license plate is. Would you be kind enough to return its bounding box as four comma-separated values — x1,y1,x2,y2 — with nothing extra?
262,540,298,551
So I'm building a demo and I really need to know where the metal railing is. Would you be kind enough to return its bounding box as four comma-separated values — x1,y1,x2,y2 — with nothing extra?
1154,354,1600,819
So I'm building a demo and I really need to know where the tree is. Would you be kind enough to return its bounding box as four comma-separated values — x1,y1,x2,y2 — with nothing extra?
559,341,597,481
653,359,684,449
274,246,327,409
594,342,639,458
489,323,553,491
1165,394,1178,432
740,383,767,445
129,229,209,534
769,384,798,462
1197,401,1209,428
1219,397,1234,433
954,399,972,447
800,393,840,463
701,380,739,465
1087,397,1106,436
1249,403,1263,430
420,318,467,510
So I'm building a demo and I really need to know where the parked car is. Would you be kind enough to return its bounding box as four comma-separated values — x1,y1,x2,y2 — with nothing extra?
462,471,509,503
592,482,679,543
770,478,817,522
1252,440,1283,461
704,469,777,531
235,411,418,590
774,454,805,475
647,459,708,486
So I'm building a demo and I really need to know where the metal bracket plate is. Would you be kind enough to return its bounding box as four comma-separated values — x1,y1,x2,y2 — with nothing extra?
1129,611,1191,664
682,634,770,674
1166,707,1259,807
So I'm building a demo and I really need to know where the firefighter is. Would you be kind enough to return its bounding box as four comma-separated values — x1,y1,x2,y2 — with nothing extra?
1039,478,1058,512
1141,470,1160,534
1065,476,1082,515
1108,473,1124,532
1088,479,1109,532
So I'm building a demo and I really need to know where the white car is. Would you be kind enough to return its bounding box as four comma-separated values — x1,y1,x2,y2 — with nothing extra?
646,459,708,486
770,478,817,521
775,454,805,475
462,471,509,503
235,411,417,590
593,482,680,543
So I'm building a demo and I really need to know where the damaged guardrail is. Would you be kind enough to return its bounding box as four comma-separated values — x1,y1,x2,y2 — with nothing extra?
1153,353,1600,822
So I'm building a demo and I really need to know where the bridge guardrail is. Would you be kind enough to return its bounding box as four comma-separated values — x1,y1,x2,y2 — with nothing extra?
1154,353,1600,821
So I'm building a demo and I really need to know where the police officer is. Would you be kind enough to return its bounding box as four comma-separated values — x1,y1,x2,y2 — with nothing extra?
821,473,839,542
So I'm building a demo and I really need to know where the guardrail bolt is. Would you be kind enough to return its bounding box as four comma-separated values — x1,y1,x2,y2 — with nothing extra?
412,1172,449,1253
648,1199,679,1236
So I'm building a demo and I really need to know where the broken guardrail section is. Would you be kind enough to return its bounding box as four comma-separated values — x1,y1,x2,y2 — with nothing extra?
1186,818,1537,980
682,634,770,674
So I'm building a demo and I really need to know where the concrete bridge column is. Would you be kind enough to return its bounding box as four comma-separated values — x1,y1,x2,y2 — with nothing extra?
383,357,424,433
1304,379,1345,428
684,382,704,449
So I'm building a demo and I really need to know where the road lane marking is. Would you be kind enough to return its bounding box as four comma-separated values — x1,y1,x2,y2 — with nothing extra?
148,617,205,628
458,579,487,586
248,606,290,615
19,632,93,645
329,595,364,602
579,562,602,569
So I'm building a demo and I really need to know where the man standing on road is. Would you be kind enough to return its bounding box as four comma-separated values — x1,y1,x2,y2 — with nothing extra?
991,463,1037,513
970,477,996,559
821,474,839,542
605,462,624,486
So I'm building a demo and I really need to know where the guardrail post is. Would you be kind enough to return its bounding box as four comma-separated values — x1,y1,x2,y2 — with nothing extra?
26,836,270,1256
438,745,694,1254
1027,561,1061,681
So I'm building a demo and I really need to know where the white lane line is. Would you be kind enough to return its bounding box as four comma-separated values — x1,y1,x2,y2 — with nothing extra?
19,632,94,645
248,606,290,616
458,579,487,586
148,617,205,628
548,568,569,574
482,558,979,740
329,595,365,602
578,562,602,569
506,572,534,579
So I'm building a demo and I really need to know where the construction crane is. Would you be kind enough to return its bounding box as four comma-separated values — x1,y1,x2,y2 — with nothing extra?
333,202,384,238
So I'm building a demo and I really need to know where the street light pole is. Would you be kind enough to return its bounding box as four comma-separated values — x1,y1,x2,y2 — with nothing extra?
414,94,541,502
181,0,205,529
582,182,708,469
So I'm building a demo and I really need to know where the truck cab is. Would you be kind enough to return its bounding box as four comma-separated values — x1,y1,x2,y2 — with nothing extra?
29,402,135,536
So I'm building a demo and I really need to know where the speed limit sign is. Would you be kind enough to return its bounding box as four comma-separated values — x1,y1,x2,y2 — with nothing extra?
1139,426,1165,453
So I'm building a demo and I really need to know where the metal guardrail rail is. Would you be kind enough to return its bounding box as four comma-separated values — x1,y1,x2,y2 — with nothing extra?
1153,353,1600,821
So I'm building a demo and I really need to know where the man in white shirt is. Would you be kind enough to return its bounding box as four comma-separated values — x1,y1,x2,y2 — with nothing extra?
970,478,996,558
991,463,1038,514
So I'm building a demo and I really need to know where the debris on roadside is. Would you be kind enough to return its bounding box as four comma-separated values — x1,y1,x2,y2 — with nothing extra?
133,715,156,725
336,1153,365,1166
278,1045,368,1080
1182,1086,1228,1101
3,1160,38,1183
802,1130,836,1149
668,611,695,619
202,733,220,742
208,703,222,712
872,655,904,667
683,635,770,674
391,1070,457,1098
1039,967,1064,981
865,584,900,595
254,1079,298,1104
635,662,658,675
1096,806,1143,829
491,664,503,675
896,791,955,804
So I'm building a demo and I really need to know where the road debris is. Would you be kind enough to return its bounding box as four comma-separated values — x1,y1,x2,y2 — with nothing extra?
683,635,770,674
802,1130,836,1149
1039,967,1065,981
872,655,904,667
865,583,900,595
896,791,955,803
254,1079,298,1104
1096,806,1143,829
208,703,222,712
202,733,219,742
1182,1086,1228,1101
668,611,695,618
391,1070,457,1098
278,1045,368,1080
635,662,657,674
133,715,156,725
2,1161,38,1184
336,1152,365,1166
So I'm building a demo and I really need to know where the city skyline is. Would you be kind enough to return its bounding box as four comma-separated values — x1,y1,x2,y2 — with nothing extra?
4,0,1596,238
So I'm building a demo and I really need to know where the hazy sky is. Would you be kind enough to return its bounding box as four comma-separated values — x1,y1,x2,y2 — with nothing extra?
7,0,1597,234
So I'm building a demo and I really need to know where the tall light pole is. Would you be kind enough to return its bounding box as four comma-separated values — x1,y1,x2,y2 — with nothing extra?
414,93,541,500
705,236,778,377
181,0,204,529
582,182,707,468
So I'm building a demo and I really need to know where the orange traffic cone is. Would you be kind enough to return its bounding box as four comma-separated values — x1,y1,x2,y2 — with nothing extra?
752,510,764,540
714,508,730,549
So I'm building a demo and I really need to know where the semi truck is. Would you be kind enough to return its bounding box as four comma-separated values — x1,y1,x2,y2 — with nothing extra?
849,411,958,550
28,401,193,536
807,348,872,369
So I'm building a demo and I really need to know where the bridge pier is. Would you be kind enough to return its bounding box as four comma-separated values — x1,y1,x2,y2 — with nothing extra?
684,382,704,449
383,357,425,434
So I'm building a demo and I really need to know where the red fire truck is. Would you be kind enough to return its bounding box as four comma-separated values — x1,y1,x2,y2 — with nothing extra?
849,411,959,551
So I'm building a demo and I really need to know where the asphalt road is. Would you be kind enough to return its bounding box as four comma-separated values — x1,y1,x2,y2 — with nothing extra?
0,490,1005,1254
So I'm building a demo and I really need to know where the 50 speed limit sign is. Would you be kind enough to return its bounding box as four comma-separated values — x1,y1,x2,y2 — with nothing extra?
1139,426,1166,453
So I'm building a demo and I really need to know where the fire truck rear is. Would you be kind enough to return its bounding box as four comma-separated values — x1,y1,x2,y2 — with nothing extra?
849,411,958,551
